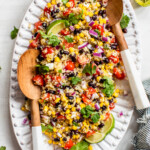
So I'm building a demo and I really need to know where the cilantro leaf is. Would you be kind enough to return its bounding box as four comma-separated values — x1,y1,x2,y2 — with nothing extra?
91,113,100,123
41,124,53,132
62,0,68,5
11,26,18,39
82,63,96,75
102,76,115,97
120,14,130,29
0,146,6,150
104,44,110,50
94,29,101,36
81,106,94,118
65,36,73,43
71,77,81,85
63,45,65,50
39,31,60,47
71,140,89,150
58,69,62,73
36,64,49,74
73,121,79,126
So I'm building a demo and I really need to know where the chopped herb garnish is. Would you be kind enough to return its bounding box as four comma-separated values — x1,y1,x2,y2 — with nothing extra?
82,63,96,75
65,36,73,43
63,45,65,50
62,0,68,5
102,76,115,97
11,26,18,39
104,44,110,50
36,64,49,74
39,31,60,47
71,140,89,150
0,146,6,150
120,14,130,29
94,29,101,36
71,77,81,85
58,69,62,73
91,113,100,123
41,124,53,132
73,121,79,126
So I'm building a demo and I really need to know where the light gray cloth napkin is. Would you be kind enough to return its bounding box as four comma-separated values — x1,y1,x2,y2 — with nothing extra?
132,79,150,150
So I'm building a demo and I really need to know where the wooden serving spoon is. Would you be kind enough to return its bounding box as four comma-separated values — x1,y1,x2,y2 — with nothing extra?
17,49,43,150
106,0,150,109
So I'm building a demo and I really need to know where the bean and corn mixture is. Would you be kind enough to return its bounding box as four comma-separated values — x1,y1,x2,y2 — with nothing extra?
22,0,126,149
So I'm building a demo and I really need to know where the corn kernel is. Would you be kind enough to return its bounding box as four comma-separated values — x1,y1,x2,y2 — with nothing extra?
114,99,117,103
40,17,45,21
65,127,69,131
55,57,60,62
66,2,70,7
51,111,55,115
80,103,85,108
78,4,83,8
78,72,82,77
79,33,84,38
60,7,64,11
100,115,104,120
47,3,51,8
72,107,76,111
51,0,56,5
43,106,49,113
69,47,74,53
90,38,94,42
66,109,70,114
89,12,93,17
76,97,81,103
48,140,52,144
21,106,26,111
75,25,80,29
82,14,86,19
55,98,60,103
72,126,77,130
95,11,98,15
96,2,101,7
53,127,57,132
100,102,103,107
88,145,93,150
68,105,72,109
104,101,109,106
96,76,101,82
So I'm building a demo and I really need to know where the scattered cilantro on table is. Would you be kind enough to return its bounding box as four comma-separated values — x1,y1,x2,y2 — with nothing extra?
39,31,60,47
71,77,81,85
0,146,6,150
102,76,115,97
36,64,49,74
120,13,130,29
41,124,53,132
65,36,73,43
11,26,18,39
71,140,89,150
81,106,100,123
82,63,96,75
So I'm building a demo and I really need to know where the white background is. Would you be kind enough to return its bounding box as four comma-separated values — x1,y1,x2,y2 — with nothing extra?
0,0,150,149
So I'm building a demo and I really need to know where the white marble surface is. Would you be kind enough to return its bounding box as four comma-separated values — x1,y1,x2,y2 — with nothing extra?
0,0,149,149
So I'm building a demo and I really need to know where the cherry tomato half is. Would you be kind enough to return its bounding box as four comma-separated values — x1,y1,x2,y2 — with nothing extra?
34,21,42,31
87,87,96,95
69,0,75,7
41,47,54,58
86,130,96,138
63,40,74,49
32,75,44,86
60,29,70,35
65,61,75,71
109,54,119,64
113,67,125,80
64,139,74,149
57,115,66,120
81,94,91,104
44,7,51,15
63,9,72,16
29,40,38,48
104,112,110,121
109,103,115,110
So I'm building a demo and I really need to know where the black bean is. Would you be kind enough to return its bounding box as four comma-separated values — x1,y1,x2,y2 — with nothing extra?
46,90,56,94
66,72,75,77
55,9,59,13
34,32,38,37
94,61,100,65
100,79,105,83
68,96,74,100
109,98,114,104
77,1,81,4
55,101,61,108
92,15,97,21
57,3,61,7
88,82,96,88
37,45,42,50
98,10,103,16
57,53,62,59
98,123,104,128
103,10,106,14
70,55,76,62
25,97,28,101
102,13,107,18
69,101,74,104
122,28,127,33
102,53,105,57
37,55,44,61
74,29,81,35
99,60,103,64
101,106,107,111
54,138,60,141
81,0,85,2
42,23,47,29
53,118,57,122
79,49,84,54
63,51,69,55
28,114,31,120
79,116,84,122
111,45,117,49
51,11,54,16
104,58,109,64
62,107,67,111
63,137,67,141
105,24,111,30
63,85,71,89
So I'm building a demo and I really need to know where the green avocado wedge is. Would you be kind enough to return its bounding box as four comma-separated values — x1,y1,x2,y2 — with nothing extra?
85,114,115,144
46,20,66,35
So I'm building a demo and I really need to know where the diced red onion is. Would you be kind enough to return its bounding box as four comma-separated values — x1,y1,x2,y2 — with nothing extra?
118,111,123,117
98,48,104,53
56,112,60,116
55,46,60,49
102,37,108,42
95,45,99,49
95,103,100,110
62,76,66,79
87,44,94,50
93,53,102,57
89,21,94,26
72,92,76,95
70,26,75,31
78,42,89,50
89,30,98,38
22,118,28,125
85,16,91,22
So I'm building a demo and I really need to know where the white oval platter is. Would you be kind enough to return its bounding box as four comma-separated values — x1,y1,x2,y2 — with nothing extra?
9,0,142,149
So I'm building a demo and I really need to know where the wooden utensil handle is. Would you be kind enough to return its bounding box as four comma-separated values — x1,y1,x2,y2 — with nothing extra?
31,100,41,126
112,22,128,51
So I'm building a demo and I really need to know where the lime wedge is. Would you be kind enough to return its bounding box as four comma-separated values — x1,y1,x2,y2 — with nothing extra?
46,20,66,35
135,0,150,7
85,114,115,144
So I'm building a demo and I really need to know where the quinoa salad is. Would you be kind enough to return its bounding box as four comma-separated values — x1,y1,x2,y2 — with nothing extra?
22,0,126,149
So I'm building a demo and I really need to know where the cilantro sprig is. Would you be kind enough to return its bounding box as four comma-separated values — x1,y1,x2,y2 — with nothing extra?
71,77,81,85
36,64,49,74
41,124,53,132
81,106,100,123
0,146,6,150
71,141,89,150
65,36,73,43
82,63,96,75
120,14,130,29
39,31,60,47
102,76,115,97
94,29,101,36
11,26,19,39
